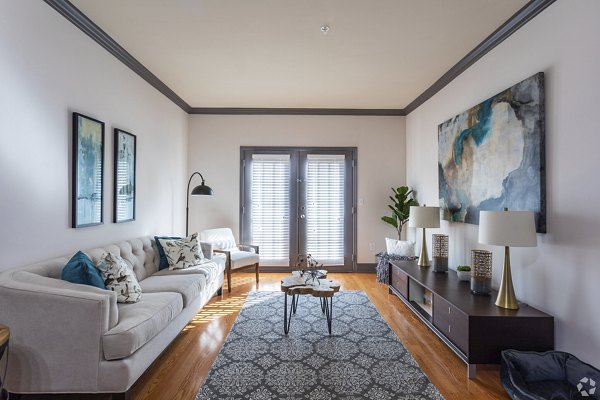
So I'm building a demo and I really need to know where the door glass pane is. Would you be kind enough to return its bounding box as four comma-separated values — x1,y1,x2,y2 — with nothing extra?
305,154,345,265
251,154,290,265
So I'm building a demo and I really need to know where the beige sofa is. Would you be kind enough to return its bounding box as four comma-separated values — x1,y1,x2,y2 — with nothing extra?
0,236,225,399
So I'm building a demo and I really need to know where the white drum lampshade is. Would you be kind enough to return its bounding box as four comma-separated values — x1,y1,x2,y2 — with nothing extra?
409,206,440,267
478,209,537,309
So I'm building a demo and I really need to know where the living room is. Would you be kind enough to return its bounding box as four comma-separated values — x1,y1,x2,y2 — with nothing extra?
1,0,599,399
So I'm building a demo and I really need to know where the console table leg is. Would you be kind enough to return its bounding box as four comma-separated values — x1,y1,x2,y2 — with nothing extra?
467,364,477,379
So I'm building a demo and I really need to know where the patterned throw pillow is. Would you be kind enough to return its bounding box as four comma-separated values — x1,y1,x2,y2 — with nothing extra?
385,238,416,257
154,235,182,270
97,252,142,303
159,232,204,270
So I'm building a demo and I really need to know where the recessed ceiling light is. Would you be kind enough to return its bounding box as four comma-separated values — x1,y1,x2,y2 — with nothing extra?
320,25,330,34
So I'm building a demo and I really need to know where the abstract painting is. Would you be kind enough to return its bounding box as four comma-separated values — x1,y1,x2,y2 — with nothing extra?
72,113,104,228
438,72,546,233
114,129,136,223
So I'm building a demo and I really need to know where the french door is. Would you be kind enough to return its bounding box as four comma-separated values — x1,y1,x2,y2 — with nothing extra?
241,147,356,271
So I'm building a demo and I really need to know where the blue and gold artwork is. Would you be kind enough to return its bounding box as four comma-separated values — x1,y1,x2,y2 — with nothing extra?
438,73,545,232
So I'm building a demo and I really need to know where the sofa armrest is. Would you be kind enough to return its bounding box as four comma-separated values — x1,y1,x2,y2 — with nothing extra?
238,244,259,254
0,271,118,393
214,249,232,270
200,241,214,259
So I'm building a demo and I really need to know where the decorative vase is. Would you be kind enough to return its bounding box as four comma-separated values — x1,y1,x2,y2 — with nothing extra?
471,250,492,295
432,234,449,273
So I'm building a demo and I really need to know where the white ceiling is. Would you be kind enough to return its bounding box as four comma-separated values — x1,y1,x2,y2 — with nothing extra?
72,0,528,109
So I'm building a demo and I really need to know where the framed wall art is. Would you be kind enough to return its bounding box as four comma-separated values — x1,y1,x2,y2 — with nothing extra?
113,128,136,223
438,72,546,233
72,112,105,228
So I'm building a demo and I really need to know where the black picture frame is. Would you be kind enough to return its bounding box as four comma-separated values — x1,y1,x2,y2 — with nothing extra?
72,112,105,228
113,129,136,223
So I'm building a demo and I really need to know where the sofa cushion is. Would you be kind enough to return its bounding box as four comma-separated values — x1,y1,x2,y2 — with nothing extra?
230,250,260,269
139,274,206,307
154,235,182,270
153,259,223,283
97,253,142,303
61,251,105,289
102,292,182,360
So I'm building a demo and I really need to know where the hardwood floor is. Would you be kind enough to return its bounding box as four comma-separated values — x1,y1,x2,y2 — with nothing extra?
132,272,510,400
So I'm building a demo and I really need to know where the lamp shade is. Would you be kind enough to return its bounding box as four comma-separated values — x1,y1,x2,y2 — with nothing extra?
408,206,440,228
191,183,214,196
478,210,537,247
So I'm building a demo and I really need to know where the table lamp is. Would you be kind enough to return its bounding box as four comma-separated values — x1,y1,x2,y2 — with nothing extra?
409,205,440,267
478,208,537,310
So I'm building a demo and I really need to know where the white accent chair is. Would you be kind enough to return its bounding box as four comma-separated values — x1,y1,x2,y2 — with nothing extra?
200,228,260,293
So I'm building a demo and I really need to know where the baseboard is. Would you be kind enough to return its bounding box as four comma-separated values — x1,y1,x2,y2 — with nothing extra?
356,263,376,273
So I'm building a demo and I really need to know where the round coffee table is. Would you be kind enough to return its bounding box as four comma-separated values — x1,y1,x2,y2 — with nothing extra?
281,272,340,335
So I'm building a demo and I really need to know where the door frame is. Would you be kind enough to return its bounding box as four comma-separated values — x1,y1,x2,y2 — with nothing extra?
240,146,357,272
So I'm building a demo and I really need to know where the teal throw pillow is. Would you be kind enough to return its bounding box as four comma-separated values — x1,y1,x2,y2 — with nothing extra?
155,236,182,270
61,251,105,289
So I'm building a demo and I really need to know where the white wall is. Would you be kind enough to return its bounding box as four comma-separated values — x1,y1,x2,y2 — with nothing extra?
0,1,189,270
188,114,405,263
406,0,600,365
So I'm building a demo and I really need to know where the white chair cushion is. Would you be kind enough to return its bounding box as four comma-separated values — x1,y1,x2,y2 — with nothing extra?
229,250,260,269
200,228,237,251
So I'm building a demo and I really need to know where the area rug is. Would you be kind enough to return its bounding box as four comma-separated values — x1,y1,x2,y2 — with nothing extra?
196,291,444,399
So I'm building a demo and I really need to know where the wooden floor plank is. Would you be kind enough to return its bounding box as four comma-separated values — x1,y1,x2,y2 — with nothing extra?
132,272,509,399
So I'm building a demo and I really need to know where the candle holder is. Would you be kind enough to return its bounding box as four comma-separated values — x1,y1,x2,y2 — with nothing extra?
432,234,449,273
471,250,492,295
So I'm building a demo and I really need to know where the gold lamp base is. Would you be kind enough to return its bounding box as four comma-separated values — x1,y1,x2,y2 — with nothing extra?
495,246,519,310
418,227,430,267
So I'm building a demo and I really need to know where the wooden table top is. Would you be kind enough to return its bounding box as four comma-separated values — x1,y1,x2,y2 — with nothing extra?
281,274,341,298
0,324,9,347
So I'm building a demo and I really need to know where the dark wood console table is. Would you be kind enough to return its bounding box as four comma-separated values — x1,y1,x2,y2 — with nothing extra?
389,260,554,378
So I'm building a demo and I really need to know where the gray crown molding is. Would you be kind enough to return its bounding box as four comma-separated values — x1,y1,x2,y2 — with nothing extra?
45,0,555,117
189,108,405,116
403,0,556,114
43,0,192,113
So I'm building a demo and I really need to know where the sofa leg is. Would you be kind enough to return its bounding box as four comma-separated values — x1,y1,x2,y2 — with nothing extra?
255,263,259,286
216,287,223,296
112,390,132,400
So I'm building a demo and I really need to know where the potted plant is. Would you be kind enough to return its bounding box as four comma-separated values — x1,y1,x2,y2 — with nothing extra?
381,186,419,239
456,265,471,281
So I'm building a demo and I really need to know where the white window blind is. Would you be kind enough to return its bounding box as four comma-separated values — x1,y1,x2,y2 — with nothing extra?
306,154,345,265
250,154,291,265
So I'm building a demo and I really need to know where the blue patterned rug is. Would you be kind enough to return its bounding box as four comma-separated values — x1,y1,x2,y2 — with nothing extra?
196,291,444,399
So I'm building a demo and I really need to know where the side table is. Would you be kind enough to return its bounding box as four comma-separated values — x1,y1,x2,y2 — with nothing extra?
0,324,9,399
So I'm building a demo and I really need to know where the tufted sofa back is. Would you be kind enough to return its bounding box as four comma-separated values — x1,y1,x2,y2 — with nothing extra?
83,236,158,281
9,236,160,282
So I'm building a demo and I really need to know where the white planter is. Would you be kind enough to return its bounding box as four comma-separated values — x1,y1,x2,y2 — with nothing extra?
456,270,471,281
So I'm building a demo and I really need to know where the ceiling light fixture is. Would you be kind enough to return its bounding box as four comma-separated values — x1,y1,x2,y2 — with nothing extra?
320,25,330,34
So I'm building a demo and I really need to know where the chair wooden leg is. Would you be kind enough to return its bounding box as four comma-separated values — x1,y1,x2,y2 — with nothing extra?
255,263,260,286
227,268,232,293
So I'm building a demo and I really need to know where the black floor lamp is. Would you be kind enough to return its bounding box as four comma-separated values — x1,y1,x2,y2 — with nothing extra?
186,171,214,236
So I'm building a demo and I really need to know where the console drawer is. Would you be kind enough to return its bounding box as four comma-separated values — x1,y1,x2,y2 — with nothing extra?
390,264,408,298
434,294,469,355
